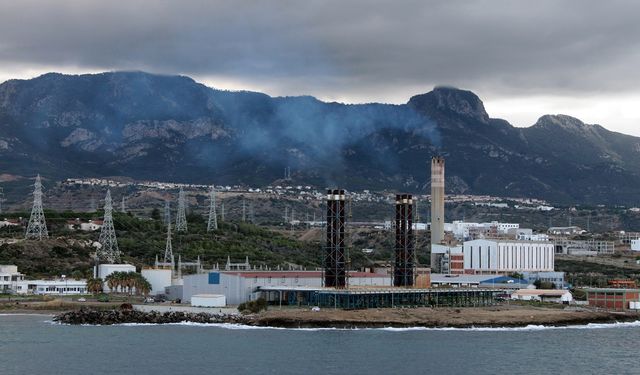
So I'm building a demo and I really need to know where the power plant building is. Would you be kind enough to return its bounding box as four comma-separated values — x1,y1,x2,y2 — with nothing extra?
463,239,555,274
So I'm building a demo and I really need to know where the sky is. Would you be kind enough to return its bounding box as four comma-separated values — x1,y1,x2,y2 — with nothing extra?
1,0,640,135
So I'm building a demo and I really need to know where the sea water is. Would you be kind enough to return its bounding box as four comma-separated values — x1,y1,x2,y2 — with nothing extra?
1,314,639,374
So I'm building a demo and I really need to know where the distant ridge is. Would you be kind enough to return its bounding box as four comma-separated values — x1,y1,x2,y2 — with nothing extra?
1,71,639,205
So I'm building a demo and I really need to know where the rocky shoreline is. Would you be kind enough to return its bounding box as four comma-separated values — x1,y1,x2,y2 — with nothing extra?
53,306,640,329
53,308,249,325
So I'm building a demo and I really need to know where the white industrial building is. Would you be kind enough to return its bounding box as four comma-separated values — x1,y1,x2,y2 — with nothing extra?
463,239,554,274
631,240,640,251
510,289,573,303
1,265,87,295
446,221,520,240
182,271,391,305
14,279,87,295
95,264,136,279
191,294,226,307
141,268,173,295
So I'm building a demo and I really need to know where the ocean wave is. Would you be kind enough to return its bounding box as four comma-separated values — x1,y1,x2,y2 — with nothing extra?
50,320,640,332
0,313,55,317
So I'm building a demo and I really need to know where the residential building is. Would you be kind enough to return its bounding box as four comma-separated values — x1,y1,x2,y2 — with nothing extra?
0,265,25,293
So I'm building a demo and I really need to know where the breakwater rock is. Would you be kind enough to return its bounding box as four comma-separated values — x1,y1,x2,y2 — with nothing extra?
54,308,250,325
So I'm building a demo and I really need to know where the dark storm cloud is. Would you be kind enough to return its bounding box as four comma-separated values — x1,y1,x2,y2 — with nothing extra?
1,0,640,100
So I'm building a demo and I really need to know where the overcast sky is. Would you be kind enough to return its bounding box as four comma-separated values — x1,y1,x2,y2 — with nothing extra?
1,1,640,135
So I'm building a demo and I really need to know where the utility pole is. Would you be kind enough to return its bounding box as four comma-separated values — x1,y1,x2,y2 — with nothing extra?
25,175,48,240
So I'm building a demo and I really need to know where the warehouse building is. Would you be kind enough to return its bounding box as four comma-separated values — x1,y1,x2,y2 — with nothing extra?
586,288,640,310
182,270,391,305
463,239,554,274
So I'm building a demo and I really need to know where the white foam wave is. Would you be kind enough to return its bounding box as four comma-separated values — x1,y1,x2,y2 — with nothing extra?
0,313,55,317
77,320,640,332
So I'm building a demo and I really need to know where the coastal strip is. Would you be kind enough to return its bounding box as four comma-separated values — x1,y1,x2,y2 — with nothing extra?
53,306,640,329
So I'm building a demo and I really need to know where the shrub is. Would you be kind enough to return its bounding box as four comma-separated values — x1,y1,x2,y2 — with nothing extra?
238,297,268,314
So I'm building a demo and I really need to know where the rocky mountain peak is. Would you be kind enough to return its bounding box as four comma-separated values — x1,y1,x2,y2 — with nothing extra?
534,114,587,129
408,86,489,123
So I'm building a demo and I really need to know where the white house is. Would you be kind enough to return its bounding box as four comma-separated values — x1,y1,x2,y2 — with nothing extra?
0,218,21,228
66,219,103,231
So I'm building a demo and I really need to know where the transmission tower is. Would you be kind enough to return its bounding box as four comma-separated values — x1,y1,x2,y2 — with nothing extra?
284,206,288,223
97,190,120,263
221,202,225,221
25,174,48,240
164,201,171,226
207,187,218,231
121,196,126,213
0,186,4,215
164,223,174,264
242,199,246,222
250,203,255,224
175,187,187,232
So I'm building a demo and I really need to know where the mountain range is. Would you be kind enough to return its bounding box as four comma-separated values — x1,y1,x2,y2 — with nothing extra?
1,71,639,205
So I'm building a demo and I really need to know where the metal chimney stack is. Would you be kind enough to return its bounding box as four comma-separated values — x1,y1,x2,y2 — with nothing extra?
394,194,415,287
324,189,346,288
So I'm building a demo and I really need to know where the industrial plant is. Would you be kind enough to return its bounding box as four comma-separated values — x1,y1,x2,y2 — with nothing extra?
2,155,640,312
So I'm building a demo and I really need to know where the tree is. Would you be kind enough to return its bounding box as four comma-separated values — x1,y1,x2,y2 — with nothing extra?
151,208,161,221
134,276,152,296
86,277,103,295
